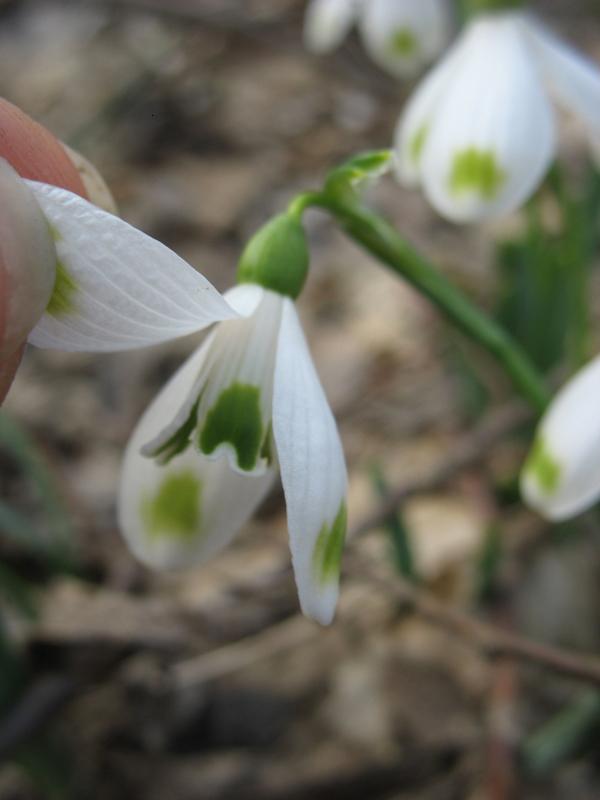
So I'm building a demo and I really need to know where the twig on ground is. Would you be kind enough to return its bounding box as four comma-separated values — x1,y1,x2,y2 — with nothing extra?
350,403,531,539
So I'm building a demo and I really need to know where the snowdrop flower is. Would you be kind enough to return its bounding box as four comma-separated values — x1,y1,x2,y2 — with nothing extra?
521,355,600,521
304,0,453,79
395,10,600,222
0,100,347,623
119,214,348,625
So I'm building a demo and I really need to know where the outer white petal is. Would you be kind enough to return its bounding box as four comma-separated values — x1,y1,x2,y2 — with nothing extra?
26,182,236,352
118,337,275,570
394,32,467,186
304,0,359,54
0,161,56,358
525,17,600,144
521,355,600,521
419,14,556,222
359,0,453,80
273,299,347,626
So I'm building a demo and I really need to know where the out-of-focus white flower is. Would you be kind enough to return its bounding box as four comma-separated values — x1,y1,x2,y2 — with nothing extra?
521,355,600,521
304,0,453,79
395,11,600,222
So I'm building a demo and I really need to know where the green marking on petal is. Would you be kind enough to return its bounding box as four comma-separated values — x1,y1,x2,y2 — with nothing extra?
149,397,201,464
449,148,506,200
142,469,202,541
525,437,562,495
409,124,428,165
312,502,347,586
47,260,77,317
388,27,418,58
199,382,264,472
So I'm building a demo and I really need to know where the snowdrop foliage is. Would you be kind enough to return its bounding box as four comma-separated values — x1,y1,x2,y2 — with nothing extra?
522,355,600,522
395,11,600,222
304,0,453,79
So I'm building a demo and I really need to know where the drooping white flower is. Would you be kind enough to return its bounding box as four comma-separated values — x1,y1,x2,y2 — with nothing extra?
3,162,349,623
118,280,348,625
395,11,600,222
521,355,600,521
304,0,453,79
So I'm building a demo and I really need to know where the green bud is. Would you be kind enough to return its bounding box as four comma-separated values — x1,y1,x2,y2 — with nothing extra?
460,0,524,17
237,213,309,299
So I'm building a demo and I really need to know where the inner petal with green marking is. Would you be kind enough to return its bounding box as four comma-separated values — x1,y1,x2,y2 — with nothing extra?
142,289,282,476
312,502,347,586
199,383,264,472
142,469,202,541
449,147,506,200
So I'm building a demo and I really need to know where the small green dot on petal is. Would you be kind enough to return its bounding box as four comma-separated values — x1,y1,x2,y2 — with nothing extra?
449,147,505,200
525,437,562,495
409,124,428,166
312,502,347,587
388,27,418,57
142,470,202,542
47,260,77,317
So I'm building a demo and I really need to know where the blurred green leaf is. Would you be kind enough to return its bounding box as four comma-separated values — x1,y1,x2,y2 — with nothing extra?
369,464,419,583
0,563,38,620
521,690,600,777
0,412,74,571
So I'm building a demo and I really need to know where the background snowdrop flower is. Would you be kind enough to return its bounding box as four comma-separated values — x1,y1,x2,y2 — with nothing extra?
358,0,454,79
119,214,348,625
395,10,600,222
304,0,360,54
521,355,600,521
304,0,452,79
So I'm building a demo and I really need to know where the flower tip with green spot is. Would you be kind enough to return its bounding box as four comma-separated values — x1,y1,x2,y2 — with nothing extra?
521,355,600,521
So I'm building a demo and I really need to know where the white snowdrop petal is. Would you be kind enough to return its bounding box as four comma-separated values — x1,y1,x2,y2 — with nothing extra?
359,0,453,79
526,17,600,142
118,339,276,570
0,161,56,358
26,182,237,352
394,33,467,186
419,14,556,222
521,355,600,521
304,0,359,54
273,299,347,625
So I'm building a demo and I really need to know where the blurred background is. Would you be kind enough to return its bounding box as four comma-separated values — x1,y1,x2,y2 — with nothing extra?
1,0,600,798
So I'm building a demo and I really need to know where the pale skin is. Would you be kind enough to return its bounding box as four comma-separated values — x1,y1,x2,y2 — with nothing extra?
0,98,89,404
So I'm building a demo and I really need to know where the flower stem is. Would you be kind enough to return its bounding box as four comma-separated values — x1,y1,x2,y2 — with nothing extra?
297,193,550,414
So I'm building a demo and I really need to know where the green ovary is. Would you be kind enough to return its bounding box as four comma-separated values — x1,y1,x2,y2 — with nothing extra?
312,502,347,586
449,148,505,200
199,383,264,472
388,28,418,58
143,470,202,541
47,260,77,316
525,437,562,495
